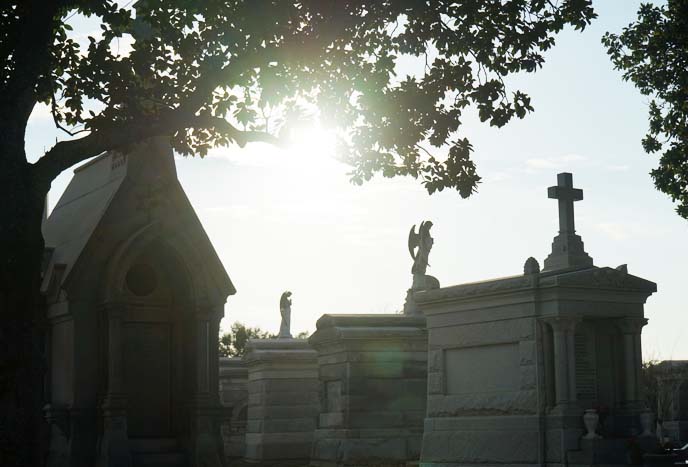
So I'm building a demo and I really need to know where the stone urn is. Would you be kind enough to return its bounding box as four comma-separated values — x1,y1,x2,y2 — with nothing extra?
583,409,601,439
639,410,655,437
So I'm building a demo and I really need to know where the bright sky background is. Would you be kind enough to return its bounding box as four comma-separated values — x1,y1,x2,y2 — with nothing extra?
27,1,687,360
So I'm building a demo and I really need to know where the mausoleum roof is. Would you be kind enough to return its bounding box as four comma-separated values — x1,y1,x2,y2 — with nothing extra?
415,265,657,305
42,152,126,290
41,139,235,302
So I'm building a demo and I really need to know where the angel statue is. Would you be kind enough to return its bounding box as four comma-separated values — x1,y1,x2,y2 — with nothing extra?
279,291,293,338
408,221,434,276
403,221,440,315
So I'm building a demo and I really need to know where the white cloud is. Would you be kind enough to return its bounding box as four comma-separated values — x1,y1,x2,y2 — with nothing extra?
595,221,672,242
604,164,630,172
487,171,513,182
525,154,588,171
596,222,629,241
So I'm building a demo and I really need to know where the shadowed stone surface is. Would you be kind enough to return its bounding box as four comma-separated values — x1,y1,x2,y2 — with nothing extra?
219,357,248,460
309,314,427,467
243,338,319,466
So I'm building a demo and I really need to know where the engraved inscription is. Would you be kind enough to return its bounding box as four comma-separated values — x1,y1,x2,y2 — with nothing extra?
575,331,597,402
445,343,520,395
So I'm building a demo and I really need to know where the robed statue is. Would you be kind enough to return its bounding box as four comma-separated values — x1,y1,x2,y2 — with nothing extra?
279,291,292,338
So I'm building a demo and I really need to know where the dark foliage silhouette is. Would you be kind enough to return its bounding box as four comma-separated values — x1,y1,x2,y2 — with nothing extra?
603,0,688,219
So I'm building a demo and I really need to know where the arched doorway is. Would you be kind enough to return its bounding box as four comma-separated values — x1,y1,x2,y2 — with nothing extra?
107,238,194,440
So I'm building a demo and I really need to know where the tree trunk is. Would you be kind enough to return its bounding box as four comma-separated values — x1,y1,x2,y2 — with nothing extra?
0,146,50,467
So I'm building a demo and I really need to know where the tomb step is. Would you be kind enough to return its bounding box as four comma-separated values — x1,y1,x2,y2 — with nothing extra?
129,438,180,453
131,452,186,467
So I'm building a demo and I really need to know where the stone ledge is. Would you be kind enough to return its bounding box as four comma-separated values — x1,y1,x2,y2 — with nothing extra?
415,266,656,308
246,338,315,351
315,314,427,329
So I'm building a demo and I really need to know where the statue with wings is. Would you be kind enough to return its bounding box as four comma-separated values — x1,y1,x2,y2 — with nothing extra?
408,221,434,276
403,221,439,314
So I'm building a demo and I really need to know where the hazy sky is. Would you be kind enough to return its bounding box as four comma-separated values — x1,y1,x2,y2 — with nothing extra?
28,1,687,359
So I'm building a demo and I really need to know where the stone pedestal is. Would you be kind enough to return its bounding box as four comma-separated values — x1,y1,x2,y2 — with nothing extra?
243,338,319,466
308,314,427,467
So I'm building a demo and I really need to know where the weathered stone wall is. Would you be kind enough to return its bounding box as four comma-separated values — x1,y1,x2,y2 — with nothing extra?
243,338,319,465
219,357,248,460
309,314,427,467
419,290,541,466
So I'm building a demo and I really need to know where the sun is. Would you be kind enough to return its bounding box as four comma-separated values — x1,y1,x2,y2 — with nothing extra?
285,125,338,165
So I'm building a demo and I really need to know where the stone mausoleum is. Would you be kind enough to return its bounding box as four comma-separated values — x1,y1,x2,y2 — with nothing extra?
42,138,234,467
416,173,657,466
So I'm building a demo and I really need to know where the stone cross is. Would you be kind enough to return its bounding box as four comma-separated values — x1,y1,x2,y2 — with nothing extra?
548,172,583,235
543,172,593,271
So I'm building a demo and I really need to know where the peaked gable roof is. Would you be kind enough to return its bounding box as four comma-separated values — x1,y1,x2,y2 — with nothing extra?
42,139,235,301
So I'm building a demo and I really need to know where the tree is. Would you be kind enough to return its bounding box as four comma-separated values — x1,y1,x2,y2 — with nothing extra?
219,322,274,357
0,1,595,465
219,324,310,357
603,0,688,219
641,360,688,426
295,330,310,340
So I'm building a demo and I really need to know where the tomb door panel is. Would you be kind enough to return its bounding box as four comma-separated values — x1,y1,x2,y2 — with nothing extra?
574,324,598,405
595,327,618,410
123,322,171,437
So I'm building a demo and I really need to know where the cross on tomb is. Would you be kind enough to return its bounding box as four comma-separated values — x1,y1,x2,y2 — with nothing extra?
548,172,583,235
542,172,593,271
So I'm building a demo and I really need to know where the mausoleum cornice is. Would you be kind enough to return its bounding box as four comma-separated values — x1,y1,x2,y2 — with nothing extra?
416,265,656,309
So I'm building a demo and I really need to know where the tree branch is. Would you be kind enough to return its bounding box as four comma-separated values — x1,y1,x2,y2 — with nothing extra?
32,109,282,184
30,49,291,182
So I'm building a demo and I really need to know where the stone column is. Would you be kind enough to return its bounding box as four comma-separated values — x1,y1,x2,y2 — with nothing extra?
44,404,70,467
615,318,648,412
544,317,579,413
188,306,224,467
98,302,132,467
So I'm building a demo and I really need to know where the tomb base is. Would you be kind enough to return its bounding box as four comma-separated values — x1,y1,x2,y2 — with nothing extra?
664,420,688,444
97,396,132,467
421,415,543,466
243,338,319,466
188,395,224,467
309,314,427,467
219,357,249,460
